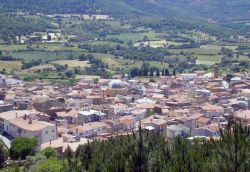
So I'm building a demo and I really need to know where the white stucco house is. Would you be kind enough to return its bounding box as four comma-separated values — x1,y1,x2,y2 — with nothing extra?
77,109,107,124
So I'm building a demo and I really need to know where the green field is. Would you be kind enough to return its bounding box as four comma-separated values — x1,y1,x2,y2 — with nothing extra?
128,61,168,70
86,41,123,47
0,44,28,51
10,51,80,62
234,55,250,62
196,55,222,65
90,53,120,69
0,43,84,52
85,52,168,71
0,60,22,71
167,45,238,55
0,31,248,79
24,59,92,72
28,63,54,71
32,43,84,51
52,60,90,68
107,31,161,43
104,20,130,29
1,42,248,74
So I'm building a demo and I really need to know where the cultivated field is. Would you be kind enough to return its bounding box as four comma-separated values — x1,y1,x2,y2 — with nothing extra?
10,51,80,62
0,60,22,72
0,44,28,51
196,55,222,65
134,40,183,48
107,31,161,43
52,60,90,68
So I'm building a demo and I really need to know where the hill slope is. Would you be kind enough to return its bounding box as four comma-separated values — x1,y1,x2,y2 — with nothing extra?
156,0,250,21
0,0,250,21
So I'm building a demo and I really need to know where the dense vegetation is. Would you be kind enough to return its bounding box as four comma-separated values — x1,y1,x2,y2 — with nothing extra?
0,0,249,82
0,142,8,168
1,0,250,21
155,0,250,21
1,123,250,171
0,0,96,14
9,137,38,160
0,14,54,42
1,0,250,37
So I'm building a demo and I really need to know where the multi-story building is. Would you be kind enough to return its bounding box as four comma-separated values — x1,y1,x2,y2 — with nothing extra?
0,110,56,145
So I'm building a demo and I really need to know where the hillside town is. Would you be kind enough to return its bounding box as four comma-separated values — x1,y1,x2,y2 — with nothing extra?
0,70,249,153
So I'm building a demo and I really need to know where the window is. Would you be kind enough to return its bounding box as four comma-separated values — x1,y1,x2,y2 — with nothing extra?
45,130,48,134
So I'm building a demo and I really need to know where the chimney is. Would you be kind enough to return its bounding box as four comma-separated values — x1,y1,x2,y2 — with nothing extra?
16,113,17,118
23,114,27,120
28,118,32,124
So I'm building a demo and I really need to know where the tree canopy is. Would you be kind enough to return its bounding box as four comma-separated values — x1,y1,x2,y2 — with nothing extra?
10,137,38,160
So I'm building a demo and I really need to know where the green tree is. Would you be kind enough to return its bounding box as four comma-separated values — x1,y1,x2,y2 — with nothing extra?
161,70,165,76
1,162,20,172
75,141,92,170
41,147,57,159
221,47,233,59
64,70,75,78
64,146,73,162
63,146,74,171
0,144,8,168
149,78,155,83
67,54,74,60
86,54,94,60
149,69,154,76
164,69,169,76
24,154,47,172
141,63,150,77
10,137,38,160
212,123,250,172
47,35,52,41
226,73,233,82
173,68,176,76
134,124,148,171
156,69,160,77
130,67,139,78
93,78,99,85
1,68,6,74
79,54,86,61
37,157,63,172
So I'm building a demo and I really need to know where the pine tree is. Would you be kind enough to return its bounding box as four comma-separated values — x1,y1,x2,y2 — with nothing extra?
0,144,7,168
149,69,154,76
156,69,160,77
173,68,176,76
161,70,165,76
213,123,250,172
164,69,169,76
75,141,92,171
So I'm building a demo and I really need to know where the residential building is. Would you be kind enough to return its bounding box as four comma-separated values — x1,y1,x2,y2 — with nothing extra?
77,109,107,124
